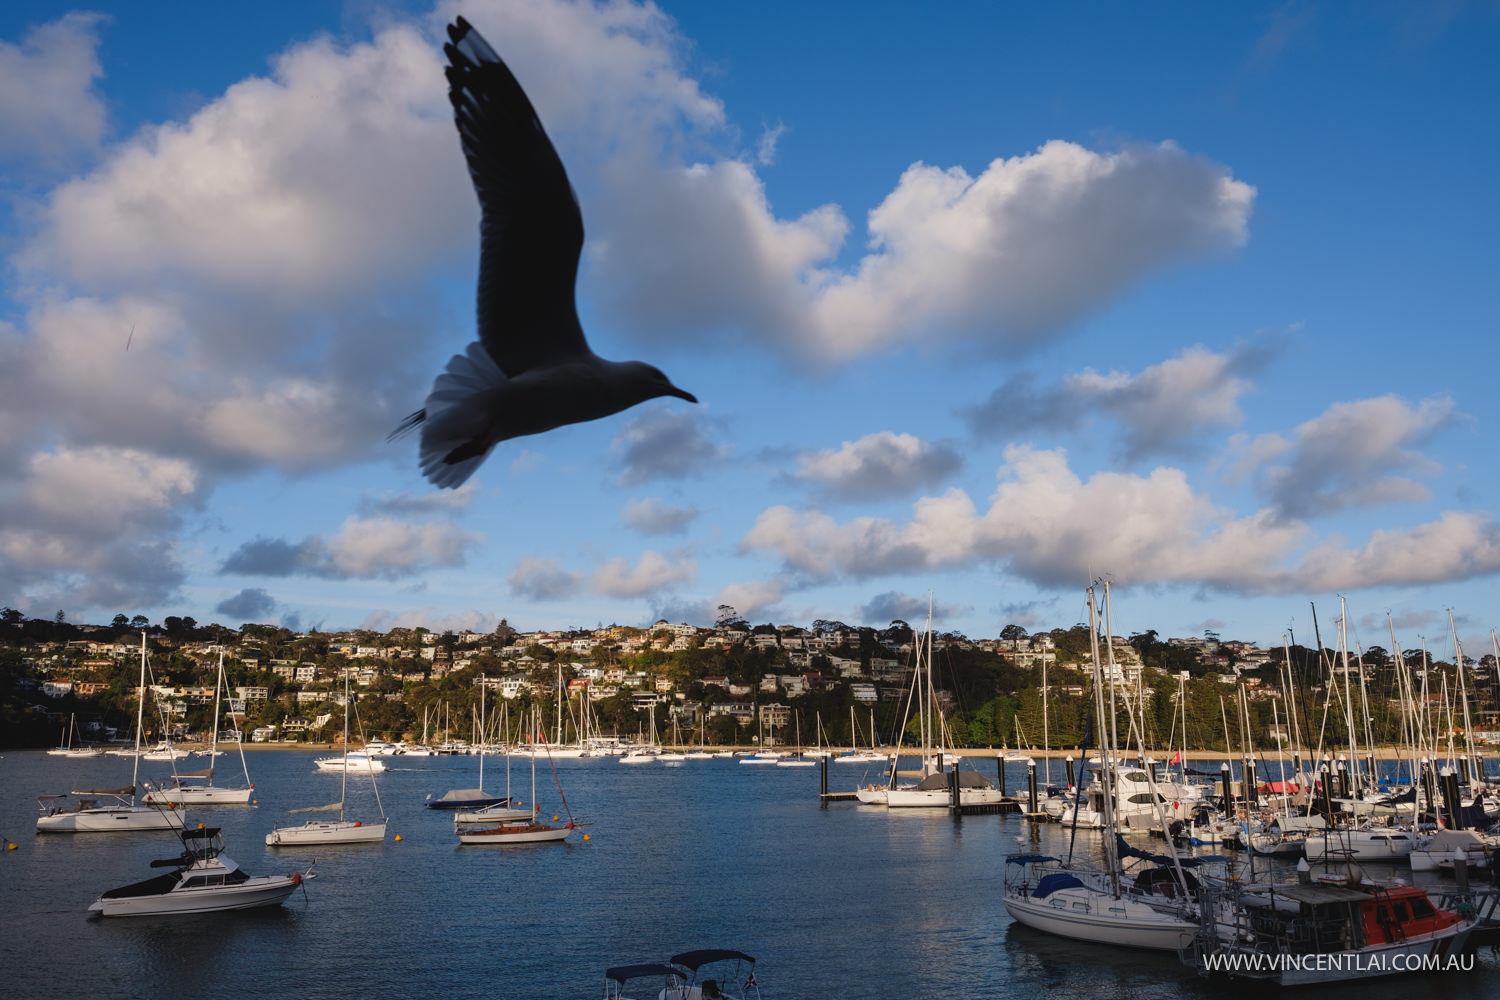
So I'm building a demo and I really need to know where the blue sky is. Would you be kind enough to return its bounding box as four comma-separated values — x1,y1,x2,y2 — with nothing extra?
2,1,1498,655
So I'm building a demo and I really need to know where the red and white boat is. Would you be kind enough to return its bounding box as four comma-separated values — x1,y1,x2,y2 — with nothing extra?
1191,877,1475,984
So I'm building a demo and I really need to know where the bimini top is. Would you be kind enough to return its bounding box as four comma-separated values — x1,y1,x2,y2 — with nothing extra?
605,963,682,984
670,949,754,970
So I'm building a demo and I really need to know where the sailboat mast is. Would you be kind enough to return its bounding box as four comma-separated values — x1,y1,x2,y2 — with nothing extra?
339,665,349,822
132,632,146,801
923,593,935,770
208,650,223,770
1102,581,1121,758
1344,599,1368,791
1084,585,1120,895
1041,647,1052,785
1448,609,1477,766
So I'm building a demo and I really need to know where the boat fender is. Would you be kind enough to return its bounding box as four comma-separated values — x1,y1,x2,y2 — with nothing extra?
292,872,302,886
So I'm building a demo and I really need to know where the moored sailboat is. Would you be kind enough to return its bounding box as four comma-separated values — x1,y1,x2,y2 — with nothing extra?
266,666,386,846
1003,583,1203,951
37,633,186,834
457,708,578,845
145,650,255,806
47,714,102,757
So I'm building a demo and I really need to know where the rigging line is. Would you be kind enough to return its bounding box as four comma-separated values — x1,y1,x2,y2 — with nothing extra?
543,741,574,824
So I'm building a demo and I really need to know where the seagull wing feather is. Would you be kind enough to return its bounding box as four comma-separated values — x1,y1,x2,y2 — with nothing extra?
446,18,589,377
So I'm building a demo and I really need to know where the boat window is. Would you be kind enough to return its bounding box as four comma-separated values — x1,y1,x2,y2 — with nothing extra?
1409,897,1436,920
1125,772,1148,782
1127,793,1155,804
1392,902,1411,922
1072,902,1089,912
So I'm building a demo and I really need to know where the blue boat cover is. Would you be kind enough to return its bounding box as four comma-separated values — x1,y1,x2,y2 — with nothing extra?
1031,872,1084,898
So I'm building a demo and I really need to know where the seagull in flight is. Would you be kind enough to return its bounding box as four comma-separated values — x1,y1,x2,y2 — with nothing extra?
394,16,696,489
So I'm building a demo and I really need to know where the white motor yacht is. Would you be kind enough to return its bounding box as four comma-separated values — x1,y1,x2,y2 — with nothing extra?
89,827,307,917
314,750,386,773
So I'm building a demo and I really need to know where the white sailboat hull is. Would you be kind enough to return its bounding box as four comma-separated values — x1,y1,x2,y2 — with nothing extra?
886,786,1008,808
1302,828,1416,861
454,806,534,825
457,823,572,845
37,805,185,833
265,820,386,846
144,785,254,805
1004,887,1199,951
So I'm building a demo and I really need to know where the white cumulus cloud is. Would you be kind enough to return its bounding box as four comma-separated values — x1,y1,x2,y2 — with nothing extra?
593,549,697,598
741,445,1500,596
1232,395,1456,520
792,431,962,500
0,13,109,168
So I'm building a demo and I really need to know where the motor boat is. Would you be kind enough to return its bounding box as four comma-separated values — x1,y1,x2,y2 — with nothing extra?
600,949,761,1000
314,750,385,773
89,827,309,917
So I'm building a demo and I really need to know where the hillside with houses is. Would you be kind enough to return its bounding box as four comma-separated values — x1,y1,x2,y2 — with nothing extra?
2,606,1497,751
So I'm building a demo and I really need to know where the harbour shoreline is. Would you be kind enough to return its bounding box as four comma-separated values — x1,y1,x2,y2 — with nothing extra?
209,742,1493,761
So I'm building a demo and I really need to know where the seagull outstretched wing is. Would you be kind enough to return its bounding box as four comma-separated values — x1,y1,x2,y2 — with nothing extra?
446,16,590,376
394,19,696,490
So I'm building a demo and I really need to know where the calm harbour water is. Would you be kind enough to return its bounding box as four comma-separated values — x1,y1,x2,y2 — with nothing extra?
2,750,1497,999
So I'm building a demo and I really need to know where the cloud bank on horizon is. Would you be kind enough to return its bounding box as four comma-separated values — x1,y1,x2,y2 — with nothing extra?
0,0,1495,645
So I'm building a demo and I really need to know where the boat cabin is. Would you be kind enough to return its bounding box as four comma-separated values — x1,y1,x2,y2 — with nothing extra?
1240,882,1461,953
1359,885,1462,945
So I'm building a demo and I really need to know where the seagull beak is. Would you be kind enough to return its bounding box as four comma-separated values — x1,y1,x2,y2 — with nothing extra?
668,386,698,404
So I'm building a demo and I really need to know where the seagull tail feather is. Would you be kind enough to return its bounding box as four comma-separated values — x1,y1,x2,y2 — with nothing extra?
416,342,508,490
388,409,425,442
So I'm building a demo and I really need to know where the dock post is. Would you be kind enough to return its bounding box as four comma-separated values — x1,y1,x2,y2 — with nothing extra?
949,766,960,813
820,753,829,801
1027,759,1038,814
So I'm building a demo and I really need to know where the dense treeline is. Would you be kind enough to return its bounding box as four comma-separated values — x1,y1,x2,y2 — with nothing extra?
3,608,1496,751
